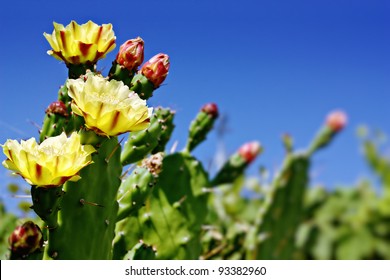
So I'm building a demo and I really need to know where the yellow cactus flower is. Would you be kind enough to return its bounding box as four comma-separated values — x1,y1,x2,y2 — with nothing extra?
67,74,152,136
43,20,116,65
1,132,95,188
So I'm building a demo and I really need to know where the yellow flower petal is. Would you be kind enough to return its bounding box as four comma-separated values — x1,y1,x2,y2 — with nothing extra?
43,20,116,65
67,74,152,136
1,132,95,188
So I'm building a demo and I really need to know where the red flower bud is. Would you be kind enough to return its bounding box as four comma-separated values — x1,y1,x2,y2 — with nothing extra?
116,37,144,71
141,53,170,87
238,141,262,163
9,221,43,256
201,103,219,119
326,110,347,132
45,101,68,117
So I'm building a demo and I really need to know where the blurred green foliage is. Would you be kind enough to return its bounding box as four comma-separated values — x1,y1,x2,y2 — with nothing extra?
201,127,390,260
0,201,17,259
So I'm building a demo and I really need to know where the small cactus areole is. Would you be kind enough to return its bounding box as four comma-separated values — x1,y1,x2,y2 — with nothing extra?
326,110,347,132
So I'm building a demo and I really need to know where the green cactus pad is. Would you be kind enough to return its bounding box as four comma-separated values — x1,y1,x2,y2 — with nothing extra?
130,73,155,100
39,114,69,143
121,107,175,165
151,108,175,154
114,152,209,259
125,242,156,260
45,137,122,259
108,62,135,88
30,186,64,230
116,166,156,222
185,111,217,153
246,154,309,259
211,153,248,186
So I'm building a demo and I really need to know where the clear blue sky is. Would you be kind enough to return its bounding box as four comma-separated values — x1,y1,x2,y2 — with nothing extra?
0,0,389,212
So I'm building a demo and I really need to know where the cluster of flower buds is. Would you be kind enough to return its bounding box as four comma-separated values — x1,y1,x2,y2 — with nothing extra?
110,38,170,99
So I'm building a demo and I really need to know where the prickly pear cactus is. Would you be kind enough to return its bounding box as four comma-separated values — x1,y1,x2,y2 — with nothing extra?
45,138,122,259
114,152,209,259
1,19,349,261
246,154,309,259
245,111,347,259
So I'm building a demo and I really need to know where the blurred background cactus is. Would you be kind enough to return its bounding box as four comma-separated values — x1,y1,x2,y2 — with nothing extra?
0,18,389,260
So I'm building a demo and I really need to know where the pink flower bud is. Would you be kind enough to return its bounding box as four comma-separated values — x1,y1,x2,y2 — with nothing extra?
238,141,262,163
9,221,43,256
45,101,68,117
326,110,347,132
201,103,219,119
141,53,170,87
116,37,144,71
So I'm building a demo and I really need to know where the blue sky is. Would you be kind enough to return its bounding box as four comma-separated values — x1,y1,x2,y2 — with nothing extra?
0,0,389,211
